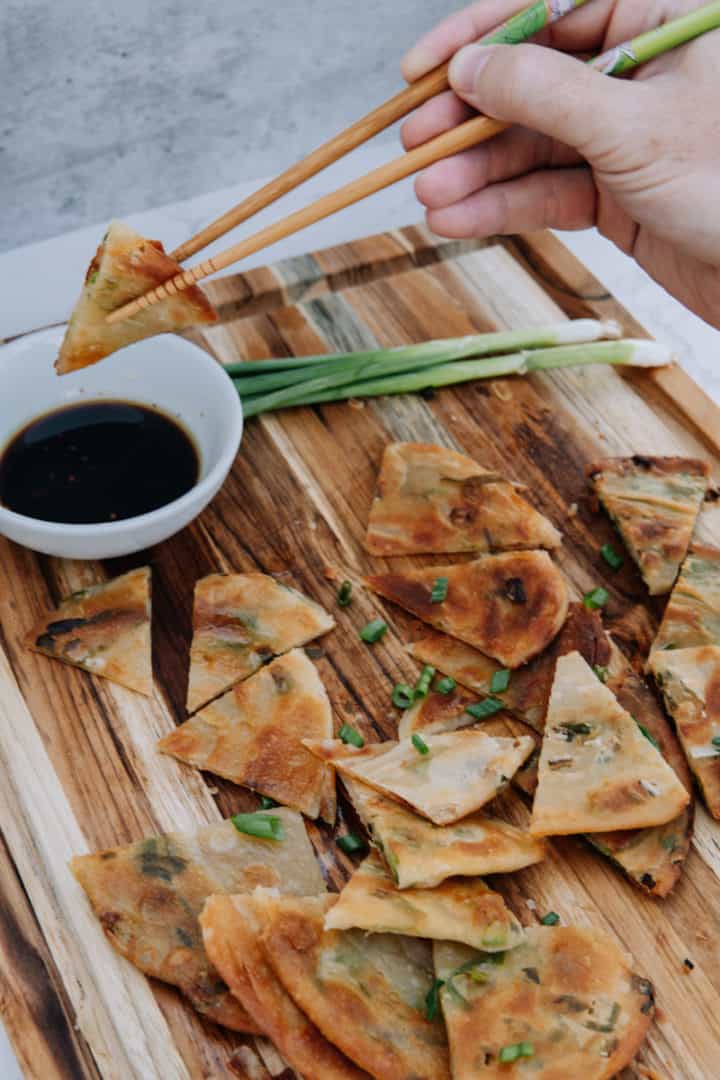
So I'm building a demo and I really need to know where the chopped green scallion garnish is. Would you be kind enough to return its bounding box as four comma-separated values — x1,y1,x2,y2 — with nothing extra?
583,586,609,610
430,576,449,604
489,669,510,694
498,1042,534,1063
337,833,366,856
337,580,353,607
360,618,388,644
712,736,720,750
231,813,284,842
425,978,445,1020
593,665,608,683
259,795,278,810
540,911,560,926
435,676,457,695
412,733,430,756
391,684,416,710
414,665,436,699
466,697,504,721
637,722,660,750
339,723,365,748
600,543,624,570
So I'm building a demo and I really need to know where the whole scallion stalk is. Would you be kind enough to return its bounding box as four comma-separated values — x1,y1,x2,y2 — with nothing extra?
239,339,671,418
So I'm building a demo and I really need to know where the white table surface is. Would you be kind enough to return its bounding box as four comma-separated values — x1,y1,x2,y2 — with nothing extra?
0,149,719,1078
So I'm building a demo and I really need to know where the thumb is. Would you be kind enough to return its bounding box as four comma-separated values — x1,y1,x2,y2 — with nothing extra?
449,43,637,159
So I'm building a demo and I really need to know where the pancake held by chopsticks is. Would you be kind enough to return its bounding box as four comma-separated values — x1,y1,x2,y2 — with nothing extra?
259,894,451,1080
71,810,324,1031
186,573,335,713
55,220,217,374
650,544,720,654
305,731,534,825
650,645,720,819
325,848,524,951
27,566,152,695
366,552,568,668
589,456,710,595
530,652,689,836
434,927,655,1080
201,895,368,1079
365,442,561,556
159,649,335,821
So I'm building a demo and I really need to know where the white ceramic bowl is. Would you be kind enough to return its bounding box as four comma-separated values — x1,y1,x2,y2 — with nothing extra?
0,330,243,559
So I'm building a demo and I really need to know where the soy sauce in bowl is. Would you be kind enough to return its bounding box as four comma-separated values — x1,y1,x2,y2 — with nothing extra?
0,401,199,525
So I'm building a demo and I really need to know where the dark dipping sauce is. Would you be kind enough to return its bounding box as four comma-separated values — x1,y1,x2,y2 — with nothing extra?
0,401,199,524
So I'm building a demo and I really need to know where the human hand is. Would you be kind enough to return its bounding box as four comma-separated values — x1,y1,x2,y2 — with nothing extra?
401,1,720,327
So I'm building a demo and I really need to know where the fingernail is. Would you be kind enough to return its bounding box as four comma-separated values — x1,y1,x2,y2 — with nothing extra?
450,44,493,94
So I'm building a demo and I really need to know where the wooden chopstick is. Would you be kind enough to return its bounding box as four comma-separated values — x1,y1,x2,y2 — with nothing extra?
170,0,594,263
107,1,720,326
107,115,508,324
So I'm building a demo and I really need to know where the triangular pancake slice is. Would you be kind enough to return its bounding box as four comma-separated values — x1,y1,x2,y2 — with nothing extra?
651,544,720,655
187,573,335,713
530,652,689,836
56,220,217,374
159,649,335,822
589,456,709,595
201,895,368,1079
434,927,654,1080
259,894,450,1080
342,779,545,889
325,848,523,951
71,810,324,1031
27,567,152,695
305,731,535,826
366,552,568,668
650,645,720,819
366,442,561,556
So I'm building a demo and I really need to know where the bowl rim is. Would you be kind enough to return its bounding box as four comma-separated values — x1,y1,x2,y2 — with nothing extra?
0,333,243,538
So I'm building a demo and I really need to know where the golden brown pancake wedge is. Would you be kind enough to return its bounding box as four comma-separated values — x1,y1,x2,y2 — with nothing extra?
55,220,217,374
530,652,689,836
71,810,324,1031
306,731,535,826
201,895,368,1079
325,848,523,950
186,573,335,713
398,684,481,738
26,566,152,695
589,456,710,595
650,645,720,819
434,927,654,1080
651,544,720,655
159,649,335,822
407,602,609,736
366,552,568,668
365,442,561,556
342,778,545,889
259,894,451,1080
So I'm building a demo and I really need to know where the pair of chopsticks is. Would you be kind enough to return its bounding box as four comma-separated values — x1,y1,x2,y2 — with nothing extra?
107,0,720,325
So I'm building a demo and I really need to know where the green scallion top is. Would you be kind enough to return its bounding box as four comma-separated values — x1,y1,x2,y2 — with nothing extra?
600,543,624,570
231,813,284,842
412,733,430,756
337,580,353,607
430,576,449,604
489,669,510,694
360,618,388,644
466,697,504,721
583,586,609,610
339,723,365,748
435,676,457,695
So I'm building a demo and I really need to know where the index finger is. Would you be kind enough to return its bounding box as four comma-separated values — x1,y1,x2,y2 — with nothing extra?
401,0,615,82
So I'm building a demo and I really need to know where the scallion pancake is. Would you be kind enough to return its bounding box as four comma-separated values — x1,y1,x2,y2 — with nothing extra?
651,544,720,655
27,566,152,695
530,652,689,836
365,442,561,556
186,573,334,712
56,220,217,374
589,456,709,595
201,895,368,1079
71,810,324,1031
434,927,654,1079
260,894,451,1080
159,649,335,821
305,731,535,825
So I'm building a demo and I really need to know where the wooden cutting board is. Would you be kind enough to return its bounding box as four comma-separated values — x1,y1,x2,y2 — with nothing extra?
2,224,720,1080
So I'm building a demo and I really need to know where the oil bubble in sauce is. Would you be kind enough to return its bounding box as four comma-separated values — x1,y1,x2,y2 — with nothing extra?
0,401,199,525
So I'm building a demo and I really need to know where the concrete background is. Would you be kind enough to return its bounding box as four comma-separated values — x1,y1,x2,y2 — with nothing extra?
1,0,451,251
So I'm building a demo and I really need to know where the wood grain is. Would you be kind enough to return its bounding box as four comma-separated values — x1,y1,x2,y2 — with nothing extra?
2,225,720,1078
